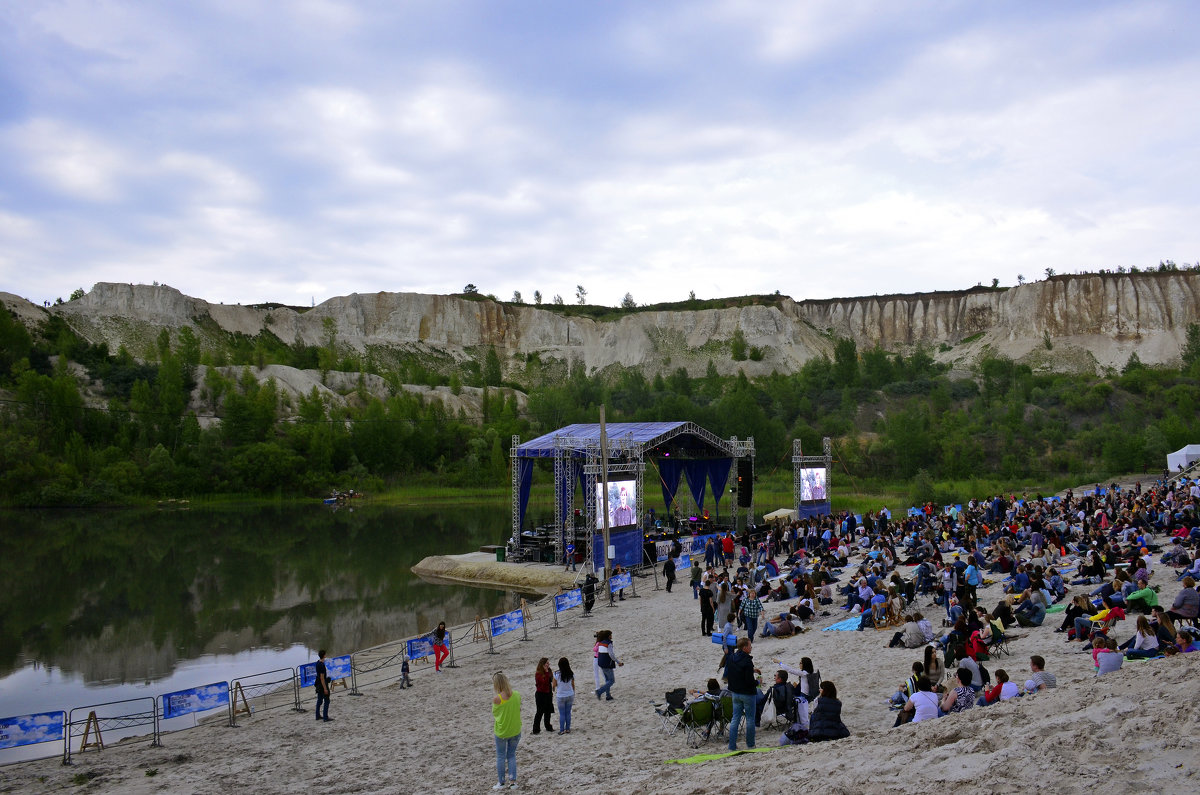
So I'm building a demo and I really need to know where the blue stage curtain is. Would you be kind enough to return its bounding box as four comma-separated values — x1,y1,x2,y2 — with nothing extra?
518,458,534,531
657,458,683,513
706,458,732,509
684,461,708,510
798,502,831,519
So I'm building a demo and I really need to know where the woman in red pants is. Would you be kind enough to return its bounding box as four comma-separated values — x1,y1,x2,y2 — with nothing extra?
433,622,450,672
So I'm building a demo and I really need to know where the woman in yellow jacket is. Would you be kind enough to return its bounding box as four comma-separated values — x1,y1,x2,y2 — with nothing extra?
492,672,522,790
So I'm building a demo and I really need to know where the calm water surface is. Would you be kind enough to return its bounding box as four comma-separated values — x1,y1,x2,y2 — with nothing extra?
0,502,518,727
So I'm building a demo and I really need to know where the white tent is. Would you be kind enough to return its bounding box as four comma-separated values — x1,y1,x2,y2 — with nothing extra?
1167,444,1200,473
763,508,797,523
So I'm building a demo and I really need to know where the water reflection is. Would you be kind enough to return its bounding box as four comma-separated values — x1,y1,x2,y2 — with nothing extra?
0,503,513,717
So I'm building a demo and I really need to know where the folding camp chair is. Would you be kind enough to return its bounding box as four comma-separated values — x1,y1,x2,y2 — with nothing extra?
679,697,718,748
654,688,688,736
872,601,890,631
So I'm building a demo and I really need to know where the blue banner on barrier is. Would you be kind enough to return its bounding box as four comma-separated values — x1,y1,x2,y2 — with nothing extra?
407,633,452,660
299,655,352,688
609,571,632,593
555,589,583,612
0,711,64,750
654,533,720,564
490,609,524,637
162,682,229,720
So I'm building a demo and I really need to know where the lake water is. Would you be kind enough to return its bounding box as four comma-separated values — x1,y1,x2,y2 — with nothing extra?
0,502,517,752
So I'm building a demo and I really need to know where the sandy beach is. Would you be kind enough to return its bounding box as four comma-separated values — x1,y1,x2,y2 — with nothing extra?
3,550,1197,795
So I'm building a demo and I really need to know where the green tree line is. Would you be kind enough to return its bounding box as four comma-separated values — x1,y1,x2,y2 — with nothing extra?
2,306,1199,506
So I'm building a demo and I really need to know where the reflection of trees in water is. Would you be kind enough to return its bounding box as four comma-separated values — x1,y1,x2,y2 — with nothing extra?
0,505,509,682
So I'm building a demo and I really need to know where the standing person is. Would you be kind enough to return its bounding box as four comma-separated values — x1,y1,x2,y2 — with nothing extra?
399,658,411,688
725,637,759,751
699,579,716,636
594,630,623,700
690,559,703,599
531,658,554,734
314,649,332,722
582,572,597,615
564,541,576,572
741,590,764,641
554,657,575,735
432,621,450,673
664,555,677,593
491,672,521,791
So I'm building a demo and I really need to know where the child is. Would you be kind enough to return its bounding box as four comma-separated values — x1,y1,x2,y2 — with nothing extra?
400,658,412,688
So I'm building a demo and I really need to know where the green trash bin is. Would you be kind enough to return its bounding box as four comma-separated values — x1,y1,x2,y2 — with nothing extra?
496,547,506,562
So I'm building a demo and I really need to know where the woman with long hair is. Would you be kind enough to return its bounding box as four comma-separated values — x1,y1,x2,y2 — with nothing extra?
1122,615,1161,659
531,658,554,734
432,621,449,672
554,657,575,734
491,672,521,790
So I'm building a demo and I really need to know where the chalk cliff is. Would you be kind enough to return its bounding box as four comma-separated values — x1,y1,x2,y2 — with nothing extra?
7,271,1199,384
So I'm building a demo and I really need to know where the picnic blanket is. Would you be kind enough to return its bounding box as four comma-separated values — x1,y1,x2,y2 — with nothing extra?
822,617,863,632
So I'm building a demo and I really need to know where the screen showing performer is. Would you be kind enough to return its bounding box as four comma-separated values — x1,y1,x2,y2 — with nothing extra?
800,468,827,501
595,480,638,528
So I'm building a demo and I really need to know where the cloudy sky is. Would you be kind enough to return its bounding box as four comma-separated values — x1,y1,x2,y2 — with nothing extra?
2,1,1198,309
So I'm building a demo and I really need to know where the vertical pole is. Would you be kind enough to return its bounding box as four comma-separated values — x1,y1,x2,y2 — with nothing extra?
293,669,303,712
152,698,161,747
350,655,361,695
62,709,71,766
447,631,458,669
600,405,611,590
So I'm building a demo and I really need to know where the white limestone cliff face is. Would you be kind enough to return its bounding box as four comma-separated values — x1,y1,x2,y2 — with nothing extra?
19,271,1200,382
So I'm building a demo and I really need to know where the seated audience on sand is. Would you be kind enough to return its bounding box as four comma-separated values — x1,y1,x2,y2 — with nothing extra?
941,668,975,714
1057,595,1090,633
761,612,798,638
1150,607,1177,647
1024,655,1056,694
1121,615,1161,660
1093,637,1124,676
916,612,935,643
808,681,850,742
889,661,924,710
1015,587,1047,627
1166,577,1199,624
923,645,945,688
977,668,1019,705
890,615,924,649
898,675,940,724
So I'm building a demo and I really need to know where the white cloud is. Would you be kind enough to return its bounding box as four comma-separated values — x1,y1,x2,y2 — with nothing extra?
7,119,129,201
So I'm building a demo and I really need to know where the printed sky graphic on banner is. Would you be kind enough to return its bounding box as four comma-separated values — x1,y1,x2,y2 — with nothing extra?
407,638,434,659
554,589,582,612
490,609,524,637
162,683,229,720
0,711,64,749
299,655,352,688
609,571,632,593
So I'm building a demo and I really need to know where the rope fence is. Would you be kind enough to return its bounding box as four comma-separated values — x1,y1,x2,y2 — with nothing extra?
1,566,652,770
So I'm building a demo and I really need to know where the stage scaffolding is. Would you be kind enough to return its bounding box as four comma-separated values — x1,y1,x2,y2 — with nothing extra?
510,421,755,567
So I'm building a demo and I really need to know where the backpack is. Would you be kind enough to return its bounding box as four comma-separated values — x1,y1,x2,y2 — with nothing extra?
979,664,991,686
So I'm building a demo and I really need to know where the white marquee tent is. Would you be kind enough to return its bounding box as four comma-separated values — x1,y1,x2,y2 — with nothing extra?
1167,444,1200,473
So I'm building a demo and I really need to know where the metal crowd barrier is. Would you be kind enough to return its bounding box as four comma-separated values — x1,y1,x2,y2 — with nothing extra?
3,576,605,770
228,667,301,727
63,696,159,766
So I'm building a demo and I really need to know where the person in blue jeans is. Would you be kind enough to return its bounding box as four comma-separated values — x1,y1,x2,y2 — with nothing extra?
724,637,760,751
594,631,622,700
741,593,763,642
553,657,575,734
314,649,331,722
